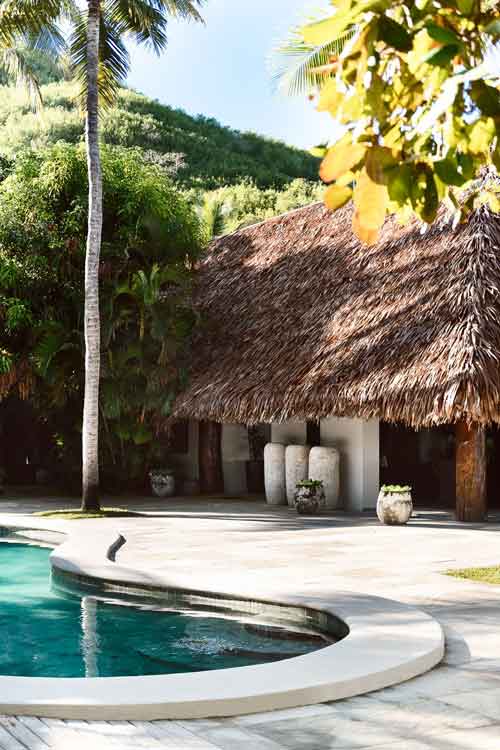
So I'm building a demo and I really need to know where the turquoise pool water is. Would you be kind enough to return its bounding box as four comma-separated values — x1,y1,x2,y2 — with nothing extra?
0,542,326,678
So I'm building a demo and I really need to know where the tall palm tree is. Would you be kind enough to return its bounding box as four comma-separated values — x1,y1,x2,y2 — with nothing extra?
76,0,205,511
1,0,205,511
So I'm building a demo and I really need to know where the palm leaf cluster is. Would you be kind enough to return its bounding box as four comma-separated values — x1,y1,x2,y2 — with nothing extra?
0,0,204,107
272,19,354,97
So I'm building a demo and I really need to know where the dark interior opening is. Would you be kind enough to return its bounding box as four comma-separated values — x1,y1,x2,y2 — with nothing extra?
379,422,455,508
380,422,500,510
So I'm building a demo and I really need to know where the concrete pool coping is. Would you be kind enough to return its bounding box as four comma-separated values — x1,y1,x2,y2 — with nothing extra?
0,520,444,720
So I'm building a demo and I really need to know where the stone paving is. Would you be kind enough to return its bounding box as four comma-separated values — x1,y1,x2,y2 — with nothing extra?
1,496,500,748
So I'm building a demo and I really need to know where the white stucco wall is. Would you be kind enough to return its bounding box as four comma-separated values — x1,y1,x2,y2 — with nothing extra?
270,417,379,511
320,417,379,512
271,422,307,445
222,424,250,495
173,418,379,507
171,421,251,495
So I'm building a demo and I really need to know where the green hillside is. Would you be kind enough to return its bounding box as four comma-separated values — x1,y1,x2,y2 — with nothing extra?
0,81,319,190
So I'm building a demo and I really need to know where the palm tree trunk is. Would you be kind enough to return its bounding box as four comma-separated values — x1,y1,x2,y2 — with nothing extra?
81,0,102,512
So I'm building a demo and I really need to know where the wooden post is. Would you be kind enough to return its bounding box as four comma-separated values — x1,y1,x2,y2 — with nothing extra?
198,420,224,494
455,421,487,522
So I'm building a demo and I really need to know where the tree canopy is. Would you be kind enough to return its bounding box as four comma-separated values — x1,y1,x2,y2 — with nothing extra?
0,143,202,489
298,0,500,243
0,80,320,190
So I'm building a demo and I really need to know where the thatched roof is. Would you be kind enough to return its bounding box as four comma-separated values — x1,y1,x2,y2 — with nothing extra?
174,200,500,427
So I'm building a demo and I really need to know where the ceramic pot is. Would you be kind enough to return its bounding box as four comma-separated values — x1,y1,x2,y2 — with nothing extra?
376,489,413,525
149,470,175,498
294,483,325,515
308,446,340,509
285,445,310,506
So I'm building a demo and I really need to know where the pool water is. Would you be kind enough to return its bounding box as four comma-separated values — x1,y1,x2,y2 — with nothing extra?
0,542,326,678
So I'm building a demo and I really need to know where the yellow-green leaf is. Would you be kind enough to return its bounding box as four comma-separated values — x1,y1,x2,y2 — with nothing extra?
365,146,398,185
317,78,344,116
469,118,496,155
352,169,388,243
320,141,366,183
302,12,354,46
352,210,380,245
324,184,352,210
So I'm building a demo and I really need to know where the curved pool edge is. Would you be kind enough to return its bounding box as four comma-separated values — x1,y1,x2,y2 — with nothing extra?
0,518,445,720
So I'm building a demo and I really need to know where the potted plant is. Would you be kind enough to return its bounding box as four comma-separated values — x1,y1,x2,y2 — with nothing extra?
377,485,413,525
149,467,175,498
294,479,325,515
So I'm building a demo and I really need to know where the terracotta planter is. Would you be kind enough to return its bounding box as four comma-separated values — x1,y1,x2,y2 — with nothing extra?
149,470,175,498
377,488,413,525
294,482,325,515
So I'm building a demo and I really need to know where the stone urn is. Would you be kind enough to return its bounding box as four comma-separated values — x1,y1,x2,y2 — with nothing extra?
285,444,310,506
149,469,175,498
377,485,413,525
308,446,340,509
264,443,287,505
294,480,325,515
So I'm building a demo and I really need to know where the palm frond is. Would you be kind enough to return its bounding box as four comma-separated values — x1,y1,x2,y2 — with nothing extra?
70,6,130,108
160,0,205,22
106,0,168,53
199,194,227,240
0,46,42,108
0,1,63,40
271,24,355,97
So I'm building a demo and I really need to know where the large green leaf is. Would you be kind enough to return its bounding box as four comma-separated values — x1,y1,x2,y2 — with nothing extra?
378,16,412,51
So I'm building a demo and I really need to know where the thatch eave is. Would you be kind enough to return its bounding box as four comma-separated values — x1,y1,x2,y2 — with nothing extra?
174,200,500,428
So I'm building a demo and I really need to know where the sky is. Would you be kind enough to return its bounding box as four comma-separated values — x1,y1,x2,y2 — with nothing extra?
126,0,335,150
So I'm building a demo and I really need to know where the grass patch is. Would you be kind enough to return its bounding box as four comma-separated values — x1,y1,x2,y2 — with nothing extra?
33,508,142,520
447,566,500,585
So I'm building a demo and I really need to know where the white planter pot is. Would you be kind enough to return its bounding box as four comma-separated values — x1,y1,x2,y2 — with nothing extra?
285,445,310,506
377,490,413,525
264,443,286,505
308,447,340,509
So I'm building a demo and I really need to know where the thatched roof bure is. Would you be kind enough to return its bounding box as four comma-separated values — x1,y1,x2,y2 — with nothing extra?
174,201,500,427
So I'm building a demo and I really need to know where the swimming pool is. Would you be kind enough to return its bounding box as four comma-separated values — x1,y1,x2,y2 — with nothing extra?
0,541,328,678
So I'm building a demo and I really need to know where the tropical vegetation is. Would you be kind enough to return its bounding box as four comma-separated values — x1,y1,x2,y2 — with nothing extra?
0,80,320,190
0,144,202,492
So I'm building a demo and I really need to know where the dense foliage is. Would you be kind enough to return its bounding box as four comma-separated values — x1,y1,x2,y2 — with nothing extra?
299,0,500,243
0,144,203,489
0,49,65,87
0,81,320,190
192,178,324,238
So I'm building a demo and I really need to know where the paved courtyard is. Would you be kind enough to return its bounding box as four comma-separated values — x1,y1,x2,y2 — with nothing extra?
1,497,500,748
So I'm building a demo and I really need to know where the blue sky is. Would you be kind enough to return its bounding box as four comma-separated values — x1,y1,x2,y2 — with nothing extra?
126,0,334,150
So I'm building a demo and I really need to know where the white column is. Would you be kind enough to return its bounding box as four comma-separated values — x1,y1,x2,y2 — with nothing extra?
222,424,250,495
320,418,379,512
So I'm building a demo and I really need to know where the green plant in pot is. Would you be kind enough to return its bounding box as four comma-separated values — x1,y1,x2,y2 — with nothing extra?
149,467,175,498
294,479,325,515
377,485,413,525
